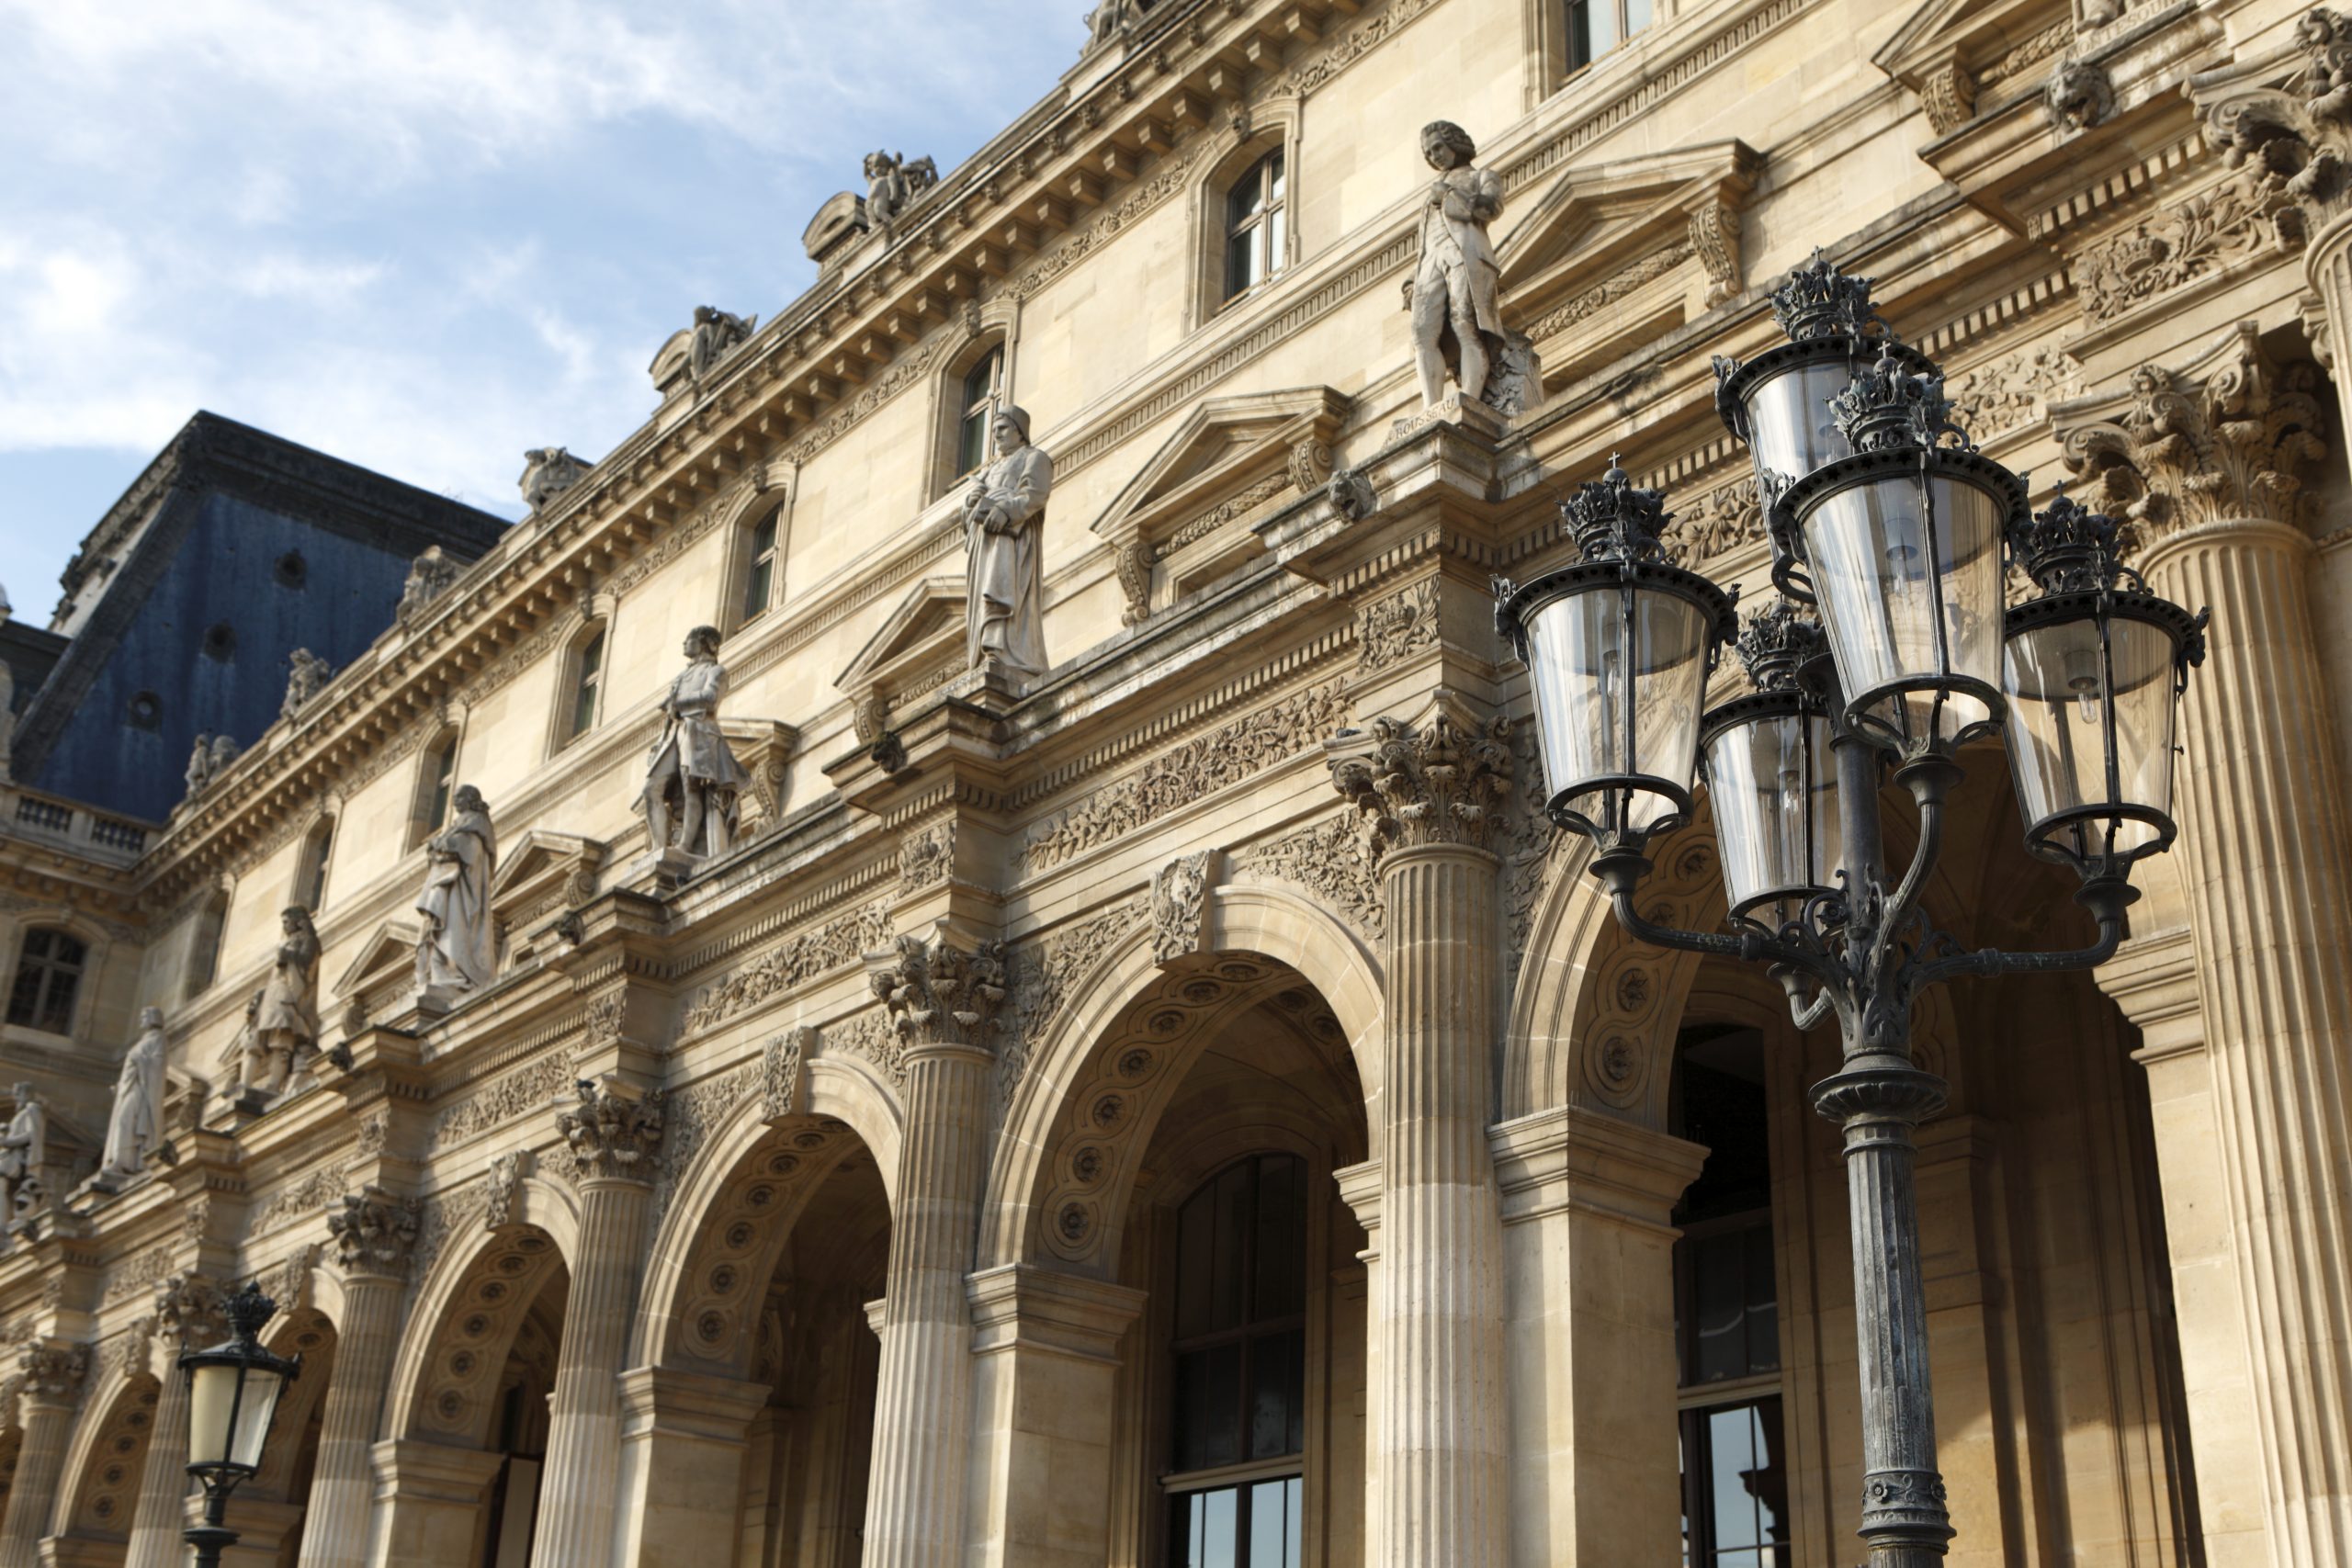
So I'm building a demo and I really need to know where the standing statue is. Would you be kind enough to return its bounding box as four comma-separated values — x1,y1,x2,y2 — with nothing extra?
253,908,322,1095
218,991,266,1096
396,545,464,627
101,1008,169,1178
209,734,240,776
1408,120,1539,415
280,649,333,720
0,1086,44,1217
863,152,940,237
960,405,1053,686
687,306,756,380
518,448,591,513
641,626,753,861
184,735,217,798
415,785,498,995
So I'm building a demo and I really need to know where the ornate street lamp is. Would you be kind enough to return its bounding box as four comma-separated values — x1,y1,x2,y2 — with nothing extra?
181,1281,300,1568
1496,257,2203,1568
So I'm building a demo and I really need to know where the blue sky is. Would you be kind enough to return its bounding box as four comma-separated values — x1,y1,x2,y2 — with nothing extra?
0,0,1085,626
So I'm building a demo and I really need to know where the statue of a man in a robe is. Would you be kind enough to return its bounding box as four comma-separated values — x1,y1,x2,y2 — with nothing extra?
961,404,1052,686
1409,119,1507,410
642,626,753,861
416,785,498,996
101,1008,169,1177
254,908,321,1095
0,1086,44,1216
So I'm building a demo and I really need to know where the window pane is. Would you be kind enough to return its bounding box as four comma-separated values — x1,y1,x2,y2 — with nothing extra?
1566,0,1595,67
1177,1183,1218,1339
7,959,44,1028
1744,1227,1780,1376
959,408,989,477
1265,149,1285,199
964,347,1000,411
1266,207,1286,281
1200,1487,1238,1568
1213,1161,1252,1332
1247,1477,1299,1568
1175,1345,1243,1471
571,633,605,739
427,747,455,831
1626,0,1653,31
1250,1325,1305,1460
1693,1231,1747,1384
1227,228,1258,299
36,968,75,1035
744,555,774,619
1227,162,1262,225
1254,1154,1302,1318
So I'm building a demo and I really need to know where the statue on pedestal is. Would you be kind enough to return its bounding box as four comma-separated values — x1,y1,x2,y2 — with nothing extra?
252,908,321,1095
281,649,333,720
217,991,266,1096
0,1086,44,1217
961,405,1053,687
100,1008,168,1177
641,626,753,861
415,785,498,996
687,307,755,380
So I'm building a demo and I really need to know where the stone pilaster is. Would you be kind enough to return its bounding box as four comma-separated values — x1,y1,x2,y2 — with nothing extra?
121,1276,223,1568
860,929,1005,1568
2064,328,2352,1568
296,1186,422,1568
1490,1109,1704,1568
1329,698,1513,1568
528,1083,665,1568
0,1341,86,1564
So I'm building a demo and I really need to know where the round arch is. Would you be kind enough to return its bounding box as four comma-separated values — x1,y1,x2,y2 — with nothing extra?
979,881,1383,1273
50,1344,157,1546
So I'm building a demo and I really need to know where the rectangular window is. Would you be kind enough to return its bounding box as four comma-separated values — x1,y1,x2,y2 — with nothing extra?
1170,1477,1303,1568
1567,0,1652,72
425,744,456,833
1679,1397,1791,1567
570,631,605,742
743,515,779,621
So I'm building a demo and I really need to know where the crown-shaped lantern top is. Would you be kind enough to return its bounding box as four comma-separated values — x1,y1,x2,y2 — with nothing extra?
1828,344,1973,455
2009,487,2138,597
1563,457,1672,564
1735,599,1826,690
1770,249,1892,343
220,1280,277,1345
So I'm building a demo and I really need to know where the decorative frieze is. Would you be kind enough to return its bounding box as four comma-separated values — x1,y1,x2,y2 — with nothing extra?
250,1160,350,1238
1002,899,1151,1110
679,902,892,1037
785,326,964,466
1948,343,2079,437
1149,851,1216,966
327,1184,424,1280
430,1051,577,1151
1356,580,1441,671
1012,142,1208,303
1659,474,1763,563
1329,705,1515,855
898,821,956,895
2074,176,2291,326
1233,812,1386,942
763,1027,813,1122
102,1245,176,1304
1022,682,1350,873
1526,243,1692,341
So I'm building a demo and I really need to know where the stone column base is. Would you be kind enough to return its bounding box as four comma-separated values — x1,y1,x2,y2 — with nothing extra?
614,1366,772,1568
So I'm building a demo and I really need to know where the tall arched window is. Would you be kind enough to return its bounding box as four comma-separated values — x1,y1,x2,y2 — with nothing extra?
1167,1153,1307,1567
1223,150,1287,302
1670,1026,1789,1568
566,627,606,745
956,346,1003,479
741,512,782,623
7,929,86,1034
298,818,335,912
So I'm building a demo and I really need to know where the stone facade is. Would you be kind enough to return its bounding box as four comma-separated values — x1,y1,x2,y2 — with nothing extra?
0,1,2346,1565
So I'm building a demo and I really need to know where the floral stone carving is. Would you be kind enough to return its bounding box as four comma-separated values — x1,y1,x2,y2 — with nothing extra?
327,1184,424,1280
1328,701,1514,855
557,1081,667,1183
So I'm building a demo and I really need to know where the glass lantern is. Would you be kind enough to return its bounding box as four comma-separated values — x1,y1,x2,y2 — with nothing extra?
1701,603,1845,931
1495,463,1740,852
1713,251,1938,601
1778,346,2020,758
183,1282,300,1495
2001,491,2206,878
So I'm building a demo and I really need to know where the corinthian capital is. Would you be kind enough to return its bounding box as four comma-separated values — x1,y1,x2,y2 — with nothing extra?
556,1079,665,1183
153,1273,226,1347
2056,322,2326,541
17,1339,87,1402
866,928,1008,1055
327,1184,424,1280
1327,696,1513,855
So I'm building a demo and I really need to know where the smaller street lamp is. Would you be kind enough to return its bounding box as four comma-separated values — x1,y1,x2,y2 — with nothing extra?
181,1280,300,1568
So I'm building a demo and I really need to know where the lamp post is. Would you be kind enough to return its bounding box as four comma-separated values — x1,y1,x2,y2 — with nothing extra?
180,1280,301,1568
1495,255,2205,1568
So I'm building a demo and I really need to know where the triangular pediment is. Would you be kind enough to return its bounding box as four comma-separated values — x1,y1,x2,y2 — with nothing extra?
1872,0,2073,102
333,920,419,1001
1498,140,1762,291
836,577,968,698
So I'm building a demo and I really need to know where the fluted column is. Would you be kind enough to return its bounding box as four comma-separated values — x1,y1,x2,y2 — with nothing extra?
528,1083,664,1568
1331,702,1512,1568
296,1185,422,1568
2066,326,2352,1568
122,1277,223,1568
859,929,1003,1568
0,1341,86,1567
